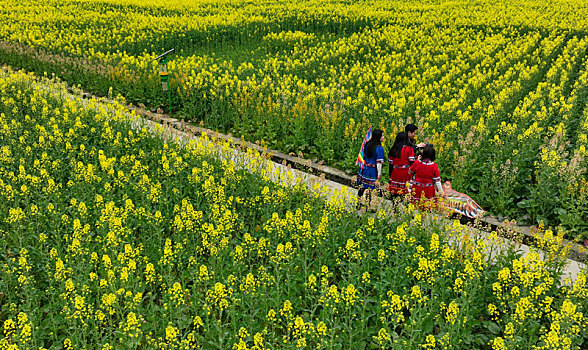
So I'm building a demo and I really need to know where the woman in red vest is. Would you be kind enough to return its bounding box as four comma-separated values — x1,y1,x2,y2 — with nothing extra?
387,132,415,198
409,144,444,208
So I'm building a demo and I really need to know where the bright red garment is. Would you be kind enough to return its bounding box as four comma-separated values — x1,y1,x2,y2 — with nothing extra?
387,145,415,195
409,159,441,207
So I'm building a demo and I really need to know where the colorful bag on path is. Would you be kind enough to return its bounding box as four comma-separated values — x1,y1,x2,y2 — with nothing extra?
441,181,485,219
356,127,372,170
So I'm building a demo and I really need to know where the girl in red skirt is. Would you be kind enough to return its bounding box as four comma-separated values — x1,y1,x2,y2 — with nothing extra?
387,132,415,197
408,144,444,209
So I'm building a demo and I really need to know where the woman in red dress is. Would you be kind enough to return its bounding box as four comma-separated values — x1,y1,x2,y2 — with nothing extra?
408,144,444,209
387,132,415,198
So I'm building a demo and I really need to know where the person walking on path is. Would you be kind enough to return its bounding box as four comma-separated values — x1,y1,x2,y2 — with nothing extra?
408,144,444,209
356,129,384,210
387,131,415,198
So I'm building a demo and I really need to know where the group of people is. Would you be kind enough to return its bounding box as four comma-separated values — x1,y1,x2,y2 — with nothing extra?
356,124,444,210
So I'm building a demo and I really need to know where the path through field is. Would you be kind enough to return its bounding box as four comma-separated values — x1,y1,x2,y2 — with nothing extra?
59,74,587,284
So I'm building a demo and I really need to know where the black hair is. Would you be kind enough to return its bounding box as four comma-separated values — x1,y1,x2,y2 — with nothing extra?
421,144,436,162
405,124,418,134
388,131,410,159
364,129,383,159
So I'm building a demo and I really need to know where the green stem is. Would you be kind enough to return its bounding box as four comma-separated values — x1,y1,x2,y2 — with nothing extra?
168,86,172,116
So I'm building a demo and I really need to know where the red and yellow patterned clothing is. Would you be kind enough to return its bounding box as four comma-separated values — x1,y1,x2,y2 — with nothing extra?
409,159,441,205
387,145,415,195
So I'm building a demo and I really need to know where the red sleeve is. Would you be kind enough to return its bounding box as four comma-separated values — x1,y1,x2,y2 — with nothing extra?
432,164,440,182
405,147,415,162
409,160,419,175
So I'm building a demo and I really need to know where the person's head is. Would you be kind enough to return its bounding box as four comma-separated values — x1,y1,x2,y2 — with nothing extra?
376,129,384,142
421,144,436,161
405,124,418,141
388,131,410,159
365,129,384,158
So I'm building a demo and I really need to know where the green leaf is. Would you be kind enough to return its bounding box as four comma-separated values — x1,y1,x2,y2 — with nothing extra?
484,321,501,335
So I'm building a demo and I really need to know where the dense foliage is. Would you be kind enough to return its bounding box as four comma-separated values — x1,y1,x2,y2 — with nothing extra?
0,70,586,349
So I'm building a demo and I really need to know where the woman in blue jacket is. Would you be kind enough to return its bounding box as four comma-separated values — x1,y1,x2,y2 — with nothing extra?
357,129,384,210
